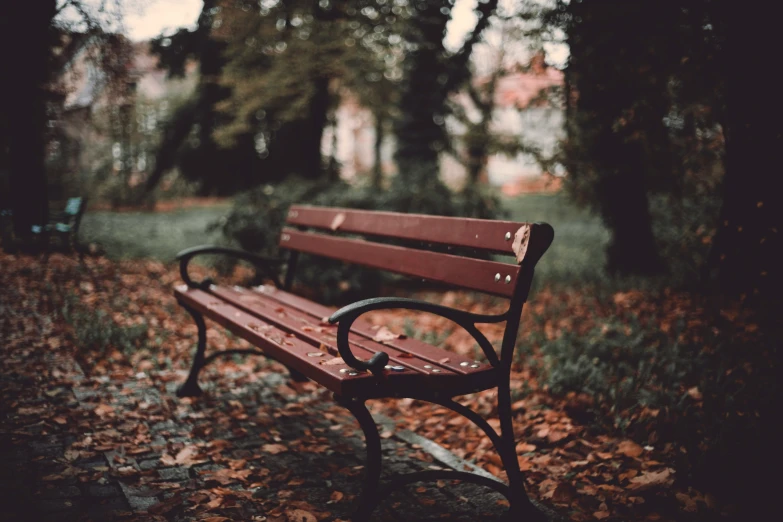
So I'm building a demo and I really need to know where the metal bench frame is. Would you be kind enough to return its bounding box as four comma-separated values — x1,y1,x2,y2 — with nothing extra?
174,206,554,521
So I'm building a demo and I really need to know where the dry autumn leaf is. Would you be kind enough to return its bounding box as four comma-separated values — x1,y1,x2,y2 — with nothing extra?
262,443,288,455
372,326,400,343
511,224,531,263
287,509,317,522
330,212,346,231
174,445,203,467
629,468,675,491
618,440,644,458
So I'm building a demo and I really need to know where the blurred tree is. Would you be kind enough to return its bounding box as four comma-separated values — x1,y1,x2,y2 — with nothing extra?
143,0,246,196
552,0,682,276
391,0,498,212
0,0,128,239
213,0,403,186
548,0,728,278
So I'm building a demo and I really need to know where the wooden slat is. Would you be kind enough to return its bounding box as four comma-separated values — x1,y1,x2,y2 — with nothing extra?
279,229,519,298
248,285,494,376
286,205,526,255
174,287,498,397
210,286,459,377
176,288,354,395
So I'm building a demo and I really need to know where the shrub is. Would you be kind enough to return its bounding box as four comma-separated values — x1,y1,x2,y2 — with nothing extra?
526,299,778,502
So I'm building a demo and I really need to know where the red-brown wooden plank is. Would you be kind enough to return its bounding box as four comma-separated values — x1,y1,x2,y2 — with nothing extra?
174,287,497,397
176,288,355,394
210,286,457,377
247,285,495,376
278,229,519,298
286,205,528,255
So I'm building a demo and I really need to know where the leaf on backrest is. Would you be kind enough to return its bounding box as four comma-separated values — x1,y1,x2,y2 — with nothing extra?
511,224,531,264
330,212,346,231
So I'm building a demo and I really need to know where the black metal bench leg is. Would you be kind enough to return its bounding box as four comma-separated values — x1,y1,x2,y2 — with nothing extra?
336,396,382,521
177,303,207,397
497,383,548,522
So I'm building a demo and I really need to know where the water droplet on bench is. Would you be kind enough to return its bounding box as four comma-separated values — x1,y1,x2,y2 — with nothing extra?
307,352,324,357
470,363,480,368
348,371,359,376
391,366,405,371
339,369,349,373
460,362,470,367
423,364,432,369
431,369,442,373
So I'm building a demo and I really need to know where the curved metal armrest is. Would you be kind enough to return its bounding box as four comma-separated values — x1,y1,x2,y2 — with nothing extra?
176,245,284,290
329,297,507,374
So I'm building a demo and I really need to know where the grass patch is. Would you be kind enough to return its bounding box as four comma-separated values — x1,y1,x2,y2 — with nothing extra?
61,295,148,358
79,205,229,260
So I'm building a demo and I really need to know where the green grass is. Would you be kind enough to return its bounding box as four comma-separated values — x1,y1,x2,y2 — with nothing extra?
502,193,610,284
79,205,229,260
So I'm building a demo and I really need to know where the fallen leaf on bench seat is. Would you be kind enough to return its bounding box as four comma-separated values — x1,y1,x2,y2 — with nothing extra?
330,212,346,231
372,326,401,343
321,357,345,366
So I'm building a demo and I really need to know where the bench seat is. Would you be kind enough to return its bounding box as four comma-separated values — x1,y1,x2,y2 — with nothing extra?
175,283,498,399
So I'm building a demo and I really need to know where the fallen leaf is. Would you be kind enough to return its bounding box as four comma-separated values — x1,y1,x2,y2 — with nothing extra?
618,440,644,458
372,326,400,343
321,357,345,366
550,482,576,503
330,212,346,231
287,508,317,522
174,445,202,467
629,468,675,491
262,443,288,455
94,403,114,417
687,387,703,400
511,224,531,263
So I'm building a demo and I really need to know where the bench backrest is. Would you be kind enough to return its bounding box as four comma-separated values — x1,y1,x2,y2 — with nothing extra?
64,197,83,216
279,205,553,300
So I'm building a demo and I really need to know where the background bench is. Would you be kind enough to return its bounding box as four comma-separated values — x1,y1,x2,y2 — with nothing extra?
174,205,554,521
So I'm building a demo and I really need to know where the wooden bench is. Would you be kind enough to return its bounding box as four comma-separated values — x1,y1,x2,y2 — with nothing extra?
34,197,87,254
174,205,554,521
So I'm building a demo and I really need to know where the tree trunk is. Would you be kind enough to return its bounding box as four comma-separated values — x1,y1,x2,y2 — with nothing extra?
302,76,330,179
393,2,450,185
562,1,671,276
707,10,781,304
372,112,384,188
1,1,57,238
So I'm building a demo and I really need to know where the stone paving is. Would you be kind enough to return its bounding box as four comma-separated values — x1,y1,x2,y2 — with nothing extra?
1,345,558,522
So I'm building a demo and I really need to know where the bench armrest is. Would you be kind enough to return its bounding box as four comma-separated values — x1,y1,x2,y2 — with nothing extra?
176,245,284,290
329,297,507,374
